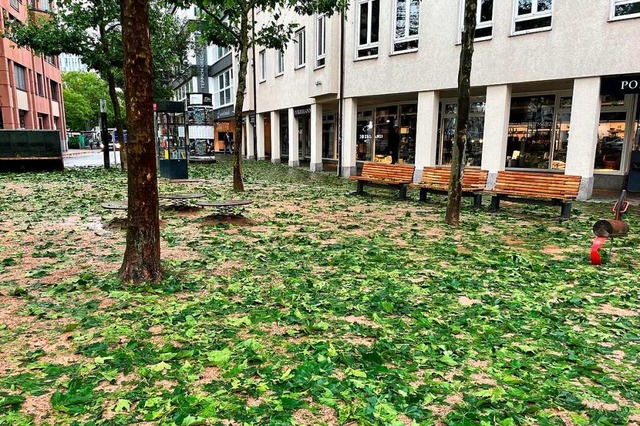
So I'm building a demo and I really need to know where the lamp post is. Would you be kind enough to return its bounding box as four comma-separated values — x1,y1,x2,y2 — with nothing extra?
100,99,110,169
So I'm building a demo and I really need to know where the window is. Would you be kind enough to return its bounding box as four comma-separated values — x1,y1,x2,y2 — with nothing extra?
506,94,572,170
40,0,51,11
393,0,420,52
14,64,26,91
462,0,494,40
611,0,640,19
216,46,230,61
275,49,284,76
36,73,44,97
439,101,486,166
513,0,553,34
357,0,379,58
10,0,19,11
594,94,636,173
316,15,326,67
19,110,27,128
214,69,233,107
295,29,306,68
50,81,59,101
259,50,266,82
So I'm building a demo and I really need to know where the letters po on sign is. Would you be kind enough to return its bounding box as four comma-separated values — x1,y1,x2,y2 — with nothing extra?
621,80,639,91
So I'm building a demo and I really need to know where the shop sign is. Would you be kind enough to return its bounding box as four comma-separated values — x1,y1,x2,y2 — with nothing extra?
214,106,235,120
196,42,209,92
294,105,311,117
602,74,640,95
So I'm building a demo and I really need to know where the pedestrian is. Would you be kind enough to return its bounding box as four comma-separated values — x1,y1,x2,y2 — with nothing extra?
224,131,233,154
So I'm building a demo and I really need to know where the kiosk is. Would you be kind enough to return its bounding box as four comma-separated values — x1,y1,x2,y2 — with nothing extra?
155,101,188,179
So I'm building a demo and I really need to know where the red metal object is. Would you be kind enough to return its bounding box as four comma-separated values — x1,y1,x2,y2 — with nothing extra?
590,236,608,265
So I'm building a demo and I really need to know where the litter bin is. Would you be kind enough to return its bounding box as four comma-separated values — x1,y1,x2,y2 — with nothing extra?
78,134,85,148
627,151,640,192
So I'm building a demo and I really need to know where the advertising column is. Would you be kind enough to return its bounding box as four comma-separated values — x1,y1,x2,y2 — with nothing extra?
186,93,216,162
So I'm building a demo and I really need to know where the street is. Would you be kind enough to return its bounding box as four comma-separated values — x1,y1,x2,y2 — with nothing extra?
64,149,121,168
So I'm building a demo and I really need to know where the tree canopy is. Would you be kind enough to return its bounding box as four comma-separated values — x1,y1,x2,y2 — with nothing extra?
62,72,122,130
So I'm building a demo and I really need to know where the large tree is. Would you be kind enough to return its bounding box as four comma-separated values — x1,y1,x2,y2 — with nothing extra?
189,0,347,191
119,0,161,282
445,0,477,226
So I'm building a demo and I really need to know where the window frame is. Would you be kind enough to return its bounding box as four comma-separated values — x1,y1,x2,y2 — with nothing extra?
459,0,494,42
356,0,379,59
392,0,420,53
316,15,326,68
50,81,59,102
14,64,26,91
214,68,233,108
295,28,306,69
275,49,285,76
259,50,266,82
511,0,553,36
36,73,44,97
610,0,640,20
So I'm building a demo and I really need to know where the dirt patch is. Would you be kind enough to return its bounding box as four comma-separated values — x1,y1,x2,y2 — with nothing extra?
193,366,223,387
21,391,53,423
340,315,380,328
470,373,497,386
292,405,338,426
598,303,637,317
581,399,619,411
458,296,480,307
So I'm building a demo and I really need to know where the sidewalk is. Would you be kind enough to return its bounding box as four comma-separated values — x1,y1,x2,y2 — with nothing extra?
63,149,95,157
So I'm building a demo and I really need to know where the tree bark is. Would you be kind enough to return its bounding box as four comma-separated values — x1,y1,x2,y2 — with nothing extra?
232,13,249,192
118,0,162,283
445,0,477,226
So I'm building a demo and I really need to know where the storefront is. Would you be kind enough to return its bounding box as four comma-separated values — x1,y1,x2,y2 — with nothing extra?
213,105,236,153
294,105,311,161
438,99,486,167
356,103,417,164
322,112,337,160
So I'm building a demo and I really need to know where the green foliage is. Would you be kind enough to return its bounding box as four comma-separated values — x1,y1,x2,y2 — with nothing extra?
0,161,639,424
62,71,122,130
2,0,191,102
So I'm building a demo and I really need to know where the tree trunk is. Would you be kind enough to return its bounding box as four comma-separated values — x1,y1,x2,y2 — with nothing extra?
232,14,249,192
445,0,477,226
106,70,126,171
118,0,162,283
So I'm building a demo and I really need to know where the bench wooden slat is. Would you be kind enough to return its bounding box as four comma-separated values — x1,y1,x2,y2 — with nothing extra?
489,171,581,218
351,162,416,198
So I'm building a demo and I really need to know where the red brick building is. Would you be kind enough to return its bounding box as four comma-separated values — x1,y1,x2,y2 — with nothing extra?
0,0,66,145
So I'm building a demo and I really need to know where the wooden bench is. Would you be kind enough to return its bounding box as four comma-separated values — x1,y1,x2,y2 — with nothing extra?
349,162,416,198
487,171,581,218
409,167,488,207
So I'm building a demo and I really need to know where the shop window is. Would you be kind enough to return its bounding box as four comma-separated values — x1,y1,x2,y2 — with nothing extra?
393,0,419,52
512,0,553,34
280,111,289,157
594,94,636,173
462,0,494,40
612,0,640,19
552,96,572,170
356,0,379,58
398,105,417,164
14,64,26,91
507,95,558,169
356,110,374,161
295,29,306,68
316,15,326,67
214,69,233,108
259,50,266,82
438,101,486,167
322,113,336,159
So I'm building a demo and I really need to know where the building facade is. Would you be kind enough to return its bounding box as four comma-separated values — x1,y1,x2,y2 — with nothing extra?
0,0,66,143
244,0,640,199
59,54,88,73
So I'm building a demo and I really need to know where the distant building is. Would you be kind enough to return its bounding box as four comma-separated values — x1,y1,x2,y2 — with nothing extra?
59,54,89,73
0,0,67,143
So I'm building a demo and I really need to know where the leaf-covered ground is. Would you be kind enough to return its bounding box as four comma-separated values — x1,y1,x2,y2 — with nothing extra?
0,161,639,426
